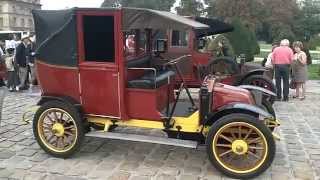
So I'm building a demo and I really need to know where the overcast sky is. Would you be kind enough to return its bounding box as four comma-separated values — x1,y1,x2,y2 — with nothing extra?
41,0,180,12
41,0,105,10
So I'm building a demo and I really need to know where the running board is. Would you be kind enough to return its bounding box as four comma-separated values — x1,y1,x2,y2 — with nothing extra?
85,131,198,148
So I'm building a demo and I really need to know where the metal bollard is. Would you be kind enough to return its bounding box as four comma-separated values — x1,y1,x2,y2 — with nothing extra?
0,87,6,126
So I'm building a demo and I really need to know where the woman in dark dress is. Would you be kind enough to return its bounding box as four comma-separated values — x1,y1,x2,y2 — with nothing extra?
292,41,308,100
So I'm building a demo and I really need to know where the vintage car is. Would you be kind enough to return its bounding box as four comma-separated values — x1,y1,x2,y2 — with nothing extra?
163,17,276,95
32,8,279,179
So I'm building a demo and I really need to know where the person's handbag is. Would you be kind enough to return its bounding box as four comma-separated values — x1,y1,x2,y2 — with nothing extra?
289,79,296,89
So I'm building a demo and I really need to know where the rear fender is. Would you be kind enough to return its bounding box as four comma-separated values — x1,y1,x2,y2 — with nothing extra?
236,69,266,85
205,103,272,126
37,95,83,113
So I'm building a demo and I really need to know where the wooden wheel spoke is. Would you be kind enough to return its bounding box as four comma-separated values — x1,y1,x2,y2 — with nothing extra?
59,112,64,121
46,115,55,122
248,137,261,144
248,150,261,159
219,134,233,143
63,117,71,125
53,111,59,122
249,146,264,150
216,144,232,148
219,149,232,157
64,131,74,136
243,128,253,140
238,126,242,139
64,126,75,130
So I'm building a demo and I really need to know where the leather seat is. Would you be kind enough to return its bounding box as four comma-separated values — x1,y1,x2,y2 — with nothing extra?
128,70,175,89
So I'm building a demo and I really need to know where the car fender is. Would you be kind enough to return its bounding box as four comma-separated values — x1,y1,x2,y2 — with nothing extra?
236,69,266,85
205,103,273,126
238,85,276,97
37,95,83,113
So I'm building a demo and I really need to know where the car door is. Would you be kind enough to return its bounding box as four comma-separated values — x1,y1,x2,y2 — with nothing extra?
77,12,120,118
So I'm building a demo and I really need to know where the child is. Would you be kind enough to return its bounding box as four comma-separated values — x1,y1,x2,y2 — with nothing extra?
4,48,19,92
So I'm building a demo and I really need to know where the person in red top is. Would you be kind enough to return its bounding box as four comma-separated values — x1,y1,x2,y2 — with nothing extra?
272,39,294,101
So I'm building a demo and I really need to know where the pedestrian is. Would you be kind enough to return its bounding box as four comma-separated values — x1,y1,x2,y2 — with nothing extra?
15,35,30,90
264,42,279,79
27,35,36,89
292,41,308,100
272,39,294,101
4,48,19,92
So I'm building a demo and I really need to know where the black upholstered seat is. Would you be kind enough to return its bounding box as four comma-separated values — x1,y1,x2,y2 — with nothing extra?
128,70,175,89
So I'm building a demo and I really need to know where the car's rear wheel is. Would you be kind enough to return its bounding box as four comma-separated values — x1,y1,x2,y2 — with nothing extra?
206,113,275,179
33,100,84,158
242,75,276,104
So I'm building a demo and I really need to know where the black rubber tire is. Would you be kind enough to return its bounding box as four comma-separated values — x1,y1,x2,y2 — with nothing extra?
33,100,84,158
242,75,276,93
206,113,275,179
242,75,276,104
261,100,276,118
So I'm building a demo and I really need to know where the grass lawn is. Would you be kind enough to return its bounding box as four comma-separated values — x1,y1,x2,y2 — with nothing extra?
308,64,320,80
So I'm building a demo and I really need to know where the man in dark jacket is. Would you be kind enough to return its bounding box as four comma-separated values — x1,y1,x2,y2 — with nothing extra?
15,35,30,90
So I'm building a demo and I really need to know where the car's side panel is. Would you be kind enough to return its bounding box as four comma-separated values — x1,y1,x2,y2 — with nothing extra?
36,61,80,103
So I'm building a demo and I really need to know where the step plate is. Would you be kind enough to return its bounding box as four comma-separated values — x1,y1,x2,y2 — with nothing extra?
85,131,198,148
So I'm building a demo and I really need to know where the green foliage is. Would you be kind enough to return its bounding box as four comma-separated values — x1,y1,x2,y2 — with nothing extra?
225,18,260,61
308,64,320,80
101,0,175,11
205,34,234,56
175,0,204,16
309,36,320,50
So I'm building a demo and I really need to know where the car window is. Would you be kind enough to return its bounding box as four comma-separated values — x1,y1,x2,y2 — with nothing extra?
171,30,188,47
83,15,115,63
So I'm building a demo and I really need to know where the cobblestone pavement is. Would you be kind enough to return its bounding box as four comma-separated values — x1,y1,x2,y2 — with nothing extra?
0,82,320,180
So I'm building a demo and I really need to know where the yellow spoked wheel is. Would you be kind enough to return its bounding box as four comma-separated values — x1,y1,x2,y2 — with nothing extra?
206,113,275,179
33,100,84,158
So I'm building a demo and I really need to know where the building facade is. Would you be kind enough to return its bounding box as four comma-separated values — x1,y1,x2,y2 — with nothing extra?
0,0,41,32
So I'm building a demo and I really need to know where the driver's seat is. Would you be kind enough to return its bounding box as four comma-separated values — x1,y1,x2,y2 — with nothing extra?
127,70,175,89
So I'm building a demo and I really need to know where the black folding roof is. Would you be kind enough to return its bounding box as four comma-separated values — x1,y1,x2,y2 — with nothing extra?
33,7,209,67
194,17,234,37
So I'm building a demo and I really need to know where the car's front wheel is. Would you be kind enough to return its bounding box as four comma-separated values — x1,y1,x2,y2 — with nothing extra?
206,113,275,179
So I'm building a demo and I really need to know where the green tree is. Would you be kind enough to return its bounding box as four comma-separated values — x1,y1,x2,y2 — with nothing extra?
175,0,204,16
225,18,260,61
204,0,265,31
295,0,320,41
101,0,175,11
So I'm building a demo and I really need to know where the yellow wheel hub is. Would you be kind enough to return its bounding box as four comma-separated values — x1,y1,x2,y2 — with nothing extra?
232,139,248,155
52,123,65,137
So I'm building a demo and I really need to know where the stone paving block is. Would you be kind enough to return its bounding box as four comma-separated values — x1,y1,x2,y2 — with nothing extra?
0,169,13,178
178,175,199,180
181,165,202,176
129,175,152,180
155,174,176,180
9,169,28,179
29,152,50,162
44,174,87,180
107,171,130,180
158,166,180,176
0,151,15,159
119,161,140,172
17,148,37,157
0,141,15,148
24,172,46,180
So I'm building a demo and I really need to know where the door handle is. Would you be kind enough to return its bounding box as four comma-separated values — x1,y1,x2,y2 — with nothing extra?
112,73,118,77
